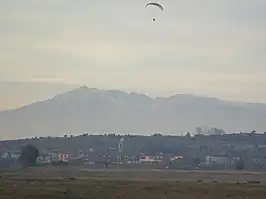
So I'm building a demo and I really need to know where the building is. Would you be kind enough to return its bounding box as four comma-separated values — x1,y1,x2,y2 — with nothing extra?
118,137,124,153
205,155,240,165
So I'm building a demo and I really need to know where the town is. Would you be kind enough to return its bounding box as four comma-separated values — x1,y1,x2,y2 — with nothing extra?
1,129,266,171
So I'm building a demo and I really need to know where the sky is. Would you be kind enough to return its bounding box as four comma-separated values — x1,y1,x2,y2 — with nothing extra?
1,0,266,110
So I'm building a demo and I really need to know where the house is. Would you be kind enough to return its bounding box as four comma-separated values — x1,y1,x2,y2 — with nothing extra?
170,156,184,161
139,155,164,164
205,155,240,165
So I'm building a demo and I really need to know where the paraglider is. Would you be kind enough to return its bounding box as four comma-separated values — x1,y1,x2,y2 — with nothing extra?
145,2,163,22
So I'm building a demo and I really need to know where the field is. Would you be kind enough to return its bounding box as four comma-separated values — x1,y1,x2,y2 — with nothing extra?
1,168,266,199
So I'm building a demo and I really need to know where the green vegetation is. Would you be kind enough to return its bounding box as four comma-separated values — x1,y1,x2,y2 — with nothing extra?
18,144,39,167
2,132,266,170
236,159,245,171
3,132,266,156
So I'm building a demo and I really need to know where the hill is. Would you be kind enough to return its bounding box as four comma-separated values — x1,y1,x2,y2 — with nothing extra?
0,86,266,139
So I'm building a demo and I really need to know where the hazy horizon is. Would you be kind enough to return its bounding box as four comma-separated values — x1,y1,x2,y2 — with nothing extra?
1,0,266,109
2,82,266,111
1,84,266,140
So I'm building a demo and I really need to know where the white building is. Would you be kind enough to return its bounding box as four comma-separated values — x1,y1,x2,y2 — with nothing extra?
118,137,124,153
205,155,240,165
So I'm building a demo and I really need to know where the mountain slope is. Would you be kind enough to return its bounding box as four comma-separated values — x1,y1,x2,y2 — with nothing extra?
0,86,266,139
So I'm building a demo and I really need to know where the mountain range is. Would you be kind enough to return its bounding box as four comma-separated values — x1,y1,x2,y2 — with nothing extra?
1,86,266,140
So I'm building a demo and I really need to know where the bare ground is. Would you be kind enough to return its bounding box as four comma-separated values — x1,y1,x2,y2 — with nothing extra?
1,168,266,199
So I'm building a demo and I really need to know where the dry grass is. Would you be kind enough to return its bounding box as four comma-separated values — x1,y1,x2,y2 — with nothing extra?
1,168,266,199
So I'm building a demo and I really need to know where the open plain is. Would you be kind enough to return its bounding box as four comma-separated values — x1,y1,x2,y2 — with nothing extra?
1,168,266,199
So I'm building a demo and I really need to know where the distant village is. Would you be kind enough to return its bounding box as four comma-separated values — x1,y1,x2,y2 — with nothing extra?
1,129,266,170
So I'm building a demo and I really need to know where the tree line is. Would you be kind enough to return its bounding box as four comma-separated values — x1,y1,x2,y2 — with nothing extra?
1,132,266,155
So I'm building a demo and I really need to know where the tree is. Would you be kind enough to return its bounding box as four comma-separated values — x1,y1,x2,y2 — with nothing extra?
195,127,203,135
207,127,225,135
19,144,39,167
185,132,191,138
152,133,162,136
235,159,244,171
192,157,201,167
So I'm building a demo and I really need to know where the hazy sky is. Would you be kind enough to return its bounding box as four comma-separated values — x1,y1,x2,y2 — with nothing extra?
1,0,266,109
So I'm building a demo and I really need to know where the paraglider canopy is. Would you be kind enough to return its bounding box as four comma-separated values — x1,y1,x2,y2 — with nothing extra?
145,2,164,11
